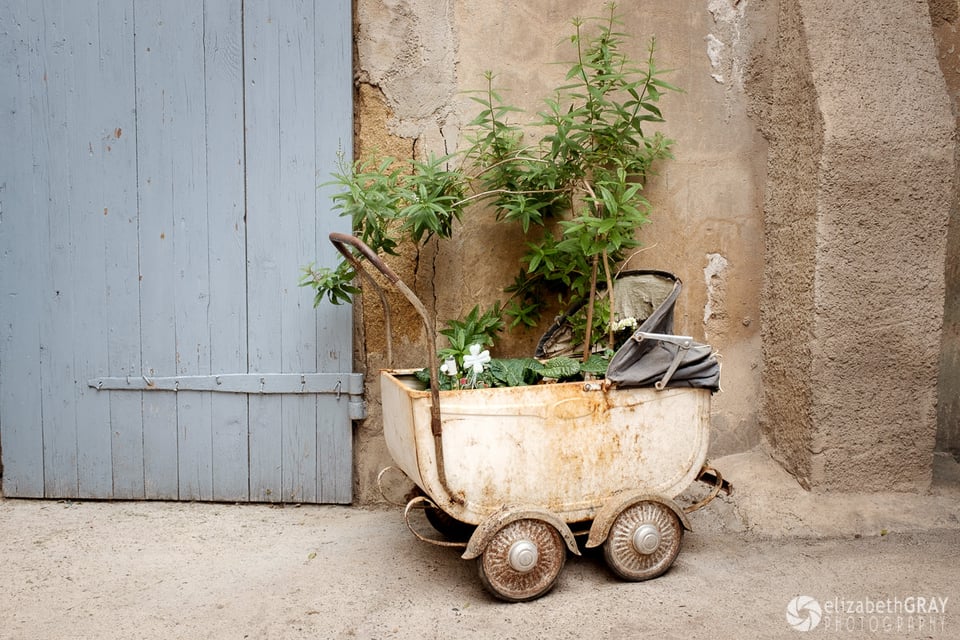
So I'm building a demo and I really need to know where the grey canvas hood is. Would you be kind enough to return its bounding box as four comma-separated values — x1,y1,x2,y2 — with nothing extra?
536,270,721,392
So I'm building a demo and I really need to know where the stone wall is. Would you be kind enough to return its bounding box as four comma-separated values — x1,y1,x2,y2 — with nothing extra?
349,0,956,502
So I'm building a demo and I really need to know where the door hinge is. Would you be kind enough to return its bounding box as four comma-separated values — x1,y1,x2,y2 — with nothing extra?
88,372,367,419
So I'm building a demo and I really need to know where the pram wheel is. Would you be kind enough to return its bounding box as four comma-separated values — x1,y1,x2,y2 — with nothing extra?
477,518,566,602
602,500,682,581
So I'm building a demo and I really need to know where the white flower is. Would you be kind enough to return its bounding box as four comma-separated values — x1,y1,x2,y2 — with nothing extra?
440,357,458,377
612,317,638,332
462,343,491,374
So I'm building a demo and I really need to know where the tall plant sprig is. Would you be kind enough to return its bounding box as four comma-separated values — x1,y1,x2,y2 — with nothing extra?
464,3,679,354
303,1,678,360
300,151,468,302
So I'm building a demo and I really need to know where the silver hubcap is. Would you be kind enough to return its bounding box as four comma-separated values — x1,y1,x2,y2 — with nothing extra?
632,523,662,555
507,539,539,572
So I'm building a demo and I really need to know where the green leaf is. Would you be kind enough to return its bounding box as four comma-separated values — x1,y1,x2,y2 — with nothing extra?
488,359,528,387
539,357,581,380
581,354,610,376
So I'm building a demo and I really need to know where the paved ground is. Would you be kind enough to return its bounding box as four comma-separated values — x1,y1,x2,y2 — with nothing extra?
1,451,958,640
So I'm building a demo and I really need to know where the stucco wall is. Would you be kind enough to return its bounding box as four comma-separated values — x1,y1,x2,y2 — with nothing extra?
349,0,956,502
759,0,953,492
756,0,820,486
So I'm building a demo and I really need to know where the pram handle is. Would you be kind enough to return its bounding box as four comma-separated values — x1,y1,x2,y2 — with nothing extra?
328,232,442,438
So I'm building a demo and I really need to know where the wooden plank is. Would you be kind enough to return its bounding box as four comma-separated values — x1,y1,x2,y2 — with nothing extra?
277,0,319,503
134,0,184,500
313,0,355,296
35,2,80,498
314,0,355,503
244,0,284,502
99,0,146,500
248,395,282,501
176,391,213,501
108,392,147,499
317,400,352,503
203,0,249,502
159,0,213,502
63,1,116,499
0,0,45,497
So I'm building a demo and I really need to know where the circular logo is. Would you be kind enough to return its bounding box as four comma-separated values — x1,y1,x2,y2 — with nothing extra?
786,596,823,632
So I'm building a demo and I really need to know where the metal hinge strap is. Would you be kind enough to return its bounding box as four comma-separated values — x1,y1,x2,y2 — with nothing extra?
87,372,364,396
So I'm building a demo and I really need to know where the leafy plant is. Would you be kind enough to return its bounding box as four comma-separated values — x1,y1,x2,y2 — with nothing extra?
416,353,611,391
489,358,543,387
299,261,359,306
437,304,505,363
302,2,677,378
466,9,677,351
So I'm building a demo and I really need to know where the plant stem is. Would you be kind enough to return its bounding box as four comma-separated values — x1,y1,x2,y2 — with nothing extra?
469,148,545,177
452,187,561,209
602,249,615,350
582,255,599,363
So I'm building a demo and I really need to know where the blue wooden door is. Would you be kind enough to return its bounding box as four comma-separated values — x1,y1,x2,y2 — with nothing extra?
0,0,357,503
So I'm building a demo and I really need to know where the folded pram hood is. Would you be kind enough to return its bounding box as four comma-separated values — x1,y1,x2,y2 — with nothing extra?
604,272,720,391
535,270,721,392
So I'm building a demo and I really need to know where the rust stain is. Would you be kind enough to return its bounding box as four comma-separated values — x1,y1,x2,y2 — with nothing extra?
477,481,499,511
114,127,122,139
103,207,108,216
160,232,165,240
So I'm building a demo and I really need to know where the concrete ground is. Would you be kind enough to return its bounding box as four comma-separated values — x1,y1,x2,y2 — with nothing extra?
1,450,958,640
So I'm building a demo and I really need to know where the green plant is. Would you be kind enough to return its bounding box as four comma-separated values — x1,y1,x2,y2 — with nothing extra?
437,304,505,363
469,9,677,351
416,353,613,391
302,2,677,375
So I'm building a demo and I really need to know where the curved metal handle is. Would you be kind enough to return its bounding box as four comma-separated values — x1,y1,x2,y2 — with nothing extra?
376,466,415,508
328,232,442,437
403,496,468,549
683,464,732,514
